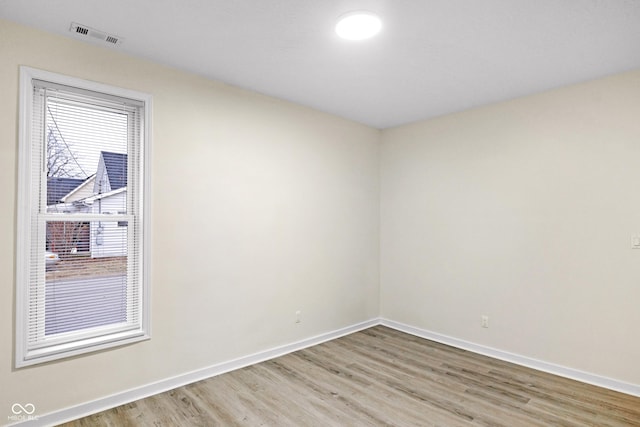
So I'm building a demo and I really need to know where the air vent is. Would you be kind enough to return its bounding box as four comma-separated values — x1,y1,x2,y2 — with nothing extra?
69,22,123,46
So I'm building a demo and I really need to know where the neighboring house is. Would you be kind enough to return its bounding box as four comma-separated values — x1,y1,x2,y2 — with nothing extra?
86,187,127,258
46,177,89,254
46,177,85,208
95,151,127,193
90,151,128,258
46,152,128,258
47,175,96,215
60,174,96,204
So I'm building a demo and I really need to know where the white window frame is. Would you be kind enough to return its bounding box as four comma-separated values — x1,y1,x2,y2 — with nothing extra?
16,66,152,367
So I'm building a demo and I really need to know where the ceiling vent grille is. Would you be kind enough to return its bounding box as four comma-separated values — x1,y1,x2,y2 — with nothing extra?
69,22,123,46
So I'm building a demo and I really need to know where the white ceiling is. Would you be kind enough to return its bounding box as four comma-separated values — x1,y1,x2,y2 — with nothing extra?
2,0,640,129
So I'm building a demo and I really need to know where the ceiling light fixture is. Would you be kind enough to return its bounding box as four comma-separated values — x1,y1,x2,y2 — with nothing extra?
335,11,382,41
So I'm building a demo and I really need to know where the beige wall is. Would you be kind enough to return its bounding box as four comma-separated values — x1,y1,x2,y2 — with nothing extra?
381,70,640,385
0,19,380,416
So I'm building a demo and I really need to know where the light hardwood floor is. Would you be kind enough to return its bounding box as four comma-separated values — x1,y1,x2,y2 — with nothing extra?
60,326,640,426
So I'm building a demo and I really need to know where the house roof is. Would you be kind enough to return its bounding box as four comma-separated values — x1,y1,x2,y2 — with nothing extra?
47,177,85,205
83,187,127,204
61,174,96,203
102,151,127,190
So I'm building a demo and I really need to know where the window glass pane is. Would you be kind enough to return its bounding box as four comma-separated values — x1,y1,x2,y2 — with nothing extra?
45,95,128,214
45,220,129,335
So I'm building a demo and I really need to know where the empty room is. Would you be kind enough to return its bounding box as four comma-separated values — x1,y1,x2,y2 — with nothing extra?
1,1,640,426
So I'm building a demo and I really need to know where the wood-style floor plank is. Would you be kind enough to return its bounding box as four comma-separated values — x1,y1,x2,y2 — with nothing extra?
58,326,640,426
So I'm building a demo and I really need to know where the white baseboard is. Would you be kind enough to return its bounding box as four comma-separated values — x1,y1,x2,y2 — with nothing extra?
20,318,379,427
380,318,640,398
13,316,639,426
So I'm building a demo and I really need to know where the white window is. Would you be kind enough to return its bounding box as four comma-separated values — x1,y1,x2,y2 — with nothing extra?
16,67,151,367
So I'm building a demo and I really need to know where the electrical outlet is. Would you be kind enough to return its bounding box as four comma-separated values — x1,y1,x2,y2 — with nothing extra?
481,315,489,328
295,310,301,324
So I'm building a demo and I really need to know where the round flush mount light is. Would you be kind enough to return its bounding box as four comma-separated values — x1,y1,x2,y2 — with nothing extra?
335,11,382,41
